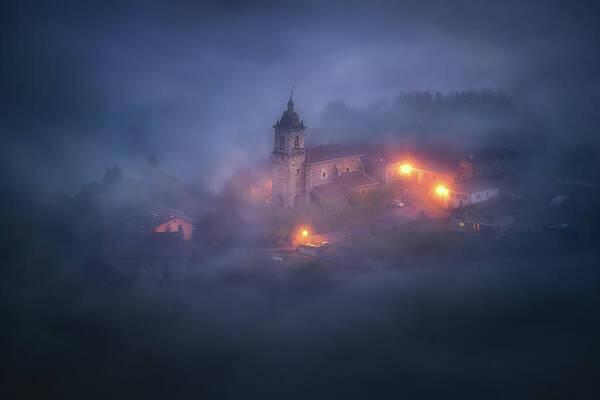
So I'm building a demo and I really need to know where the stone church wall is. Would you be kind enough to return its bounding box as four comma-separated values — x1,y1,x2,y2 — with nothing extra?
272,152,306,207
307,155,362,188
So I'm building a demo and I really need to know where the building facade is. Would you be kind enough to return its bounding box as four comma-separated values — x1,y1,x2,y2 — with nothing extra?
271,92,307,207
271,94,379,207
270,93,505,208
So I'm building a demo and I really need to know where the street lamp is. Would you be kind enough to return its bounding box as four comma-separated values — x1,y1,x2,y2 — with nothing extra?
435,185,449,197
399,163,413,175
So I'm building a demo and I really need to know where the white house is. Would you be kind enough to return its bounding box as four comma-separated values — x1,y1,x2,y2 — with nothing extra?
447,180,499,208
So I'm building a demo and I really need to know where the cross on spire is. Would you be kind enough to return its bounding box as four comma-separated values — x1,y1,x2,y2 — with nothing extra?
287,86,295,111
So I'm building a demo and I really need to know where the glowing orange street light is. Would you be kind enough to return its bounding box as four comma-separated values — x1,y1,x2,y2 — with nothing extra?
302,230,308,237
435,185,449,197
399,163,413,175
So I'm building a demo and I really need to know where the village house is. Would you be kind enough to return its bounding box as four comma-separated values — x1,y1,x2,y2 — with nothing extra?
443,180,500,208
364,149,457,187
449,202,514,235
101,206,195,280
125,206,194,241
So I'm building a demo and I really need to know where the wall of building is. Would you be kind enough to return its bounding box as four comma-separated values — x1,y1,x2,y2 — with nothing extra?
414,168,455,185
307,156,362,188
447,187,499,208
379,162,455,186
272,151,306,207
272,124,306,207
274,129,305,154
449,215,514,234
469,188,499,203
365,162,396,184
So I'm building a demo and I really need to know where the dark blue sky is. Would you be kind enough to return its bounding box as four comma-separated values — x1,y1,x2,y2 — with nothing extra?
2,0,599,195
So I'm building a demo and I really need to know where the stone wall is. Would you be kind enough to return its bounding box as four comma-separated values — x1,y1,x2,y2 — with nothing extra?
272,151,306,207
272,123,306,207
307,155,362,188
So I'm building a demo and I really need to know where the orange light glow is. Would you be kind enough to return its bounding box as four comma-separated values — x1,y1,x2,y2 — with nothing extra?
399,163,413,175
435,185,449,197
302,230,308,237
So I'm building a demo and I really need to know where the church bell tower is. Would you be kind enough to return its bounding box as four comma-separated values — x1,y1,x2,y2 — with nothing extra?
271,90,306,207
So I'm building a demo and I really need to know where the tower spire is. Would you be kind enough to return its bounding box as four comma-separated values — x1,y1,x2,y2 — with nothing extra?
287,86,294,111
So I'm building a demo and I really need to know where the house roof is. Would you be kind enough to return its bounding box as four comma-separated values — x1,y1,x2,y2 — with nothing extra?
339,170,379,188
274,92,305,130
306,144,364,164
311,182,352,200
362,145,459,175
311,171,379,201
125,206,193,233
453,179,499,194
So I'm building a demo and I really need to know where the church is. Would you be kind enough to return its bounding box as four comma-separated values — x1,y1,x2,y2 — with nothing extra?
271,92,380,207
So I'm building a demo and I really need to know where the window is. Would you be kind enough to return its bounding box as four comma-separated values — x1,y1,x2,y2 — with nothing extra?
296,169,300,174
294,136,299,148
322,172,326,178
477,193,481,200
321,168,327,178
296,181,299,187
278,135,285,149
347,168,350,173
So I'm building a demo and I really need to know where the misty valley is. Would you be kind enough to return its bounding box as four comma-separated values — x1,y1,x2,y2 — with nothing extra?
3,1,600,398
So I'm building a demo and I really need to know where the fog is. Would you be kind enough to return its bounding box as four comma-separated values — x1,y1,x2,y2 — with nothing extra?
2,0,600,398
3,0,600,195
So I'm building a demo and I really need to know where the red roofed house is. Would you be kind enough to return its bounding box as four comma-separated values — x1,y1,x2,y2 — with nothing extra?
125,206,194,241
